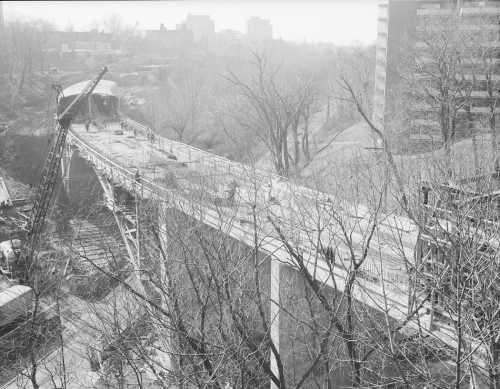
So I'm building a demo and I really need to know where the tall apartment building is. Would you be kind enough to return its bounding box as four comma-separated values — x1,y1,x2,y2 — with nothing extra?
374,2,500,359
373,0,500,145
246,16,273,41
177,14,215,43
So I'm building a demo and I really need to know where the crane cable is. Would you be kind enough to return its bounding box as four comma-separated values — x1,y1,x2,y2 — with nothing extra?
30,88,55,188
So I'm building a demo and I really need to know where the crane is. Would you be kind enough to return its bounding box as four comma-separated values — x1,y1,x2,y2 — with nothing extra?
10,66,108,280
120,22,139,57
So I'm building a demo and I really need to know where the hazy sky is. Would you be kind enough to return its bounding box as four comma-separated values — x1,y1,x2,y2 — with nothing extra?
3,0,382,45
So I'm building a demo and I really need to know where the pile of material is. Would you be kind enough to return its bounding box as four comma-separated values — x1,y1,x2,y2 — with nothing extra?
0,177,12,208
122,91,146,106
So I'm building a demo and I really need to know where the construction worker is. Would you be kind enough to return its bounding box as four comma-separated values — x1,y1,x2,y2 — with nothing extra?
147,126,151,141
85,119,90,132
133,128,137,138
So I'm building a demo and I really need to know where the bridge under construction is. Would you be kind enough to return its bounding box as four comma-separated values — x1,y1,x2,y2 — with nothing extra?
2,75,490,388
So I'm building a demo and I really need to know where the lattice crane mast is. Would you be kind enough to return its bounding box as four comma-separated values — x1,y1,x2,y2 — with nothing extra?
13,66,108,276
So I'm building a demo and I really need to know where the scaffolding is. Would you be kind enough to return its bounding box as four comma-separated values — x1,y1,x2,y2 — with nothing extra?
417,173,500,327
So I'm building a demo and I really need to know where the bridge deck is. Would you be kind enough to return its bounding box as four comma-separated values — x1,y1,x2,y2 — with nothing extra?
71,122,415,280
72,123,194,182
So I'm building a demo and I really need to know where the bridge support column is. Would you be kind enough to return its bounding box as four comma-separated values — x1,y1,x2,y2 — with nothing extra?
94,169,139,272
154,202,172,372
270,258,280,389
60,146,73,194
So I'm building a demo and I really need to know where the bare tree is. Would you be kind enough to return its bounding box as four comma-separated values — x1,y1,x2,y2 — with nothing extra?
0,16,54,109
386,6,488,176
55,151,465,389
102,13,123,36
223,48,321,176
331,12,500,386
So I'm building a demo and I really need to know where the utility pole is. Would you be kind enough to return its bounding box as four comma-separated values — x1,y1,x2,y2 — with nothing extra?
0,1,4,39
0,1,4,71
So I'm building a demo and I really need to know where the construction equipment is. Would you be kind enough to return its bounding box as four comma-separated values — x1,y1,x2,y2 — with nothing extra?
0,285,34,327
9,66,108,280
120,22,139,57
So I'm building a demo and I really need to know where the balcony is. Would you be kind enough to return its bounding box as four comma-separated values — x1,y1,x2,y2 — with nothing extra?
464,74,500,81
417,24,500,31
460,7,500,15
409,133,443,142
417,9,453,16
412,119,441,129
415,41,500,50
412,104,498,114
410,87,497,98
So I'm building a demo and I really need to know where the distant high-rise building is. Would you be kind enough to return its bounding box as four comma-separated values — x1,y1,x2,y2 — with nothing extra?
246,16,273,41
146,23,194,54
207,29,243,55
177,15,215,43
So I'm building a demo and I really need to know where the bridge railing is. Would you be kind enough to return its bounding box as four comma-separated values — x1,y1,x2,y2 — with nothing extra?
121,116,286,186
256,217,410,293
68,128,165,200
121,117,405,226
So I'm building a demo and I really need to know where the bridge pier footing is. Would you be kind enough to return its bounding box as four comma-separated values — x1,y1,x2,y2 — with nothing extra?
154,203,173,372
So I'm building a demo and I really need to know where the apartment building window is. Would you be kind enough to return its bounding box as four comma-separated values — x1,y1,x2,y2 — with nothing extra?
478,98,494,108
473,81,488,92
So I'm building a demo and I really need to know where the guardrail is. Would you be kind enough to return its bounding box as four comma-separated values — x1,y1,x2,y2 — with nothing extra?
120,117,415,231
68,129,165,202
122,117,287,185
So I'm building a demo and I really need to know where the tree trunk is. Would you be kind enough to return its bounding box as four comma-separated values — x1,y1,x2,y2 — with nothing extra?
346,285,361,387
441,111,453,179
292,115,300,168
18,60,28,92
302,108,311,163
273,136,284,175
490,319,500,389
490,103,499,174
283,129,289,176
466,106,479,180
39,49,45,75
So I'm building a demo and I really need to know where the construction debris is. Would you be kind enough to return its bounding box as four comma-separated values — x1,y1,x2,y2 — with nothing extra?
0,177,13,208
122,91,145,106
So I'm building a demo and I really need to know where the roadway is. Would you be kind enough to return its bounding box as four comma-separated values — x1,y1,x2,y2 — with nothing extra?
70,122,415,272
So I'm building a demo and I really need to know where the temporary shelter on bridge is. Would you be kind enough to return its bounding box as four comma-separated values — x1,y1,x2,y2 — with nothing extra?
60,79,119,121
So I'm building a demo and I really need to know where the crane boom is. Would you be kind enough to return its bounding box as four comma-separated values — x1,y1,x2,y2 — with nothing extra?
16,66,108,275
120,22,139,54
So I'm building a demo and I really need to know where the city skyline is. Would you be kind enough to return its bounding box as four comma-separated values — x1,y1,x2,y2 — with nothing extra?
2,0,381,45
